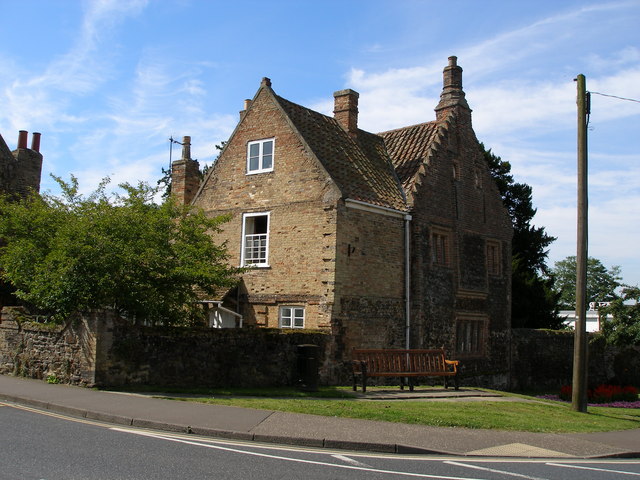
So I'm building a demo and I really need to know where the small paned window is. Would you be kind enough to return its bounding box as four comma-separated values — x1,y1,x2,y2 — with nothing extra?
242,212,270,266
431,230,450,267
486,240,501,276
247,138,274,174
455,318,487,357
280,306,305,329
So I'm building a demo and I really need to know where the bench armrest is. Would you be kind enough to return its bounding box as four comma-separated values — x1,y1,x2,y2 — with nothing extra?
351,360,366,373
445,359,459,373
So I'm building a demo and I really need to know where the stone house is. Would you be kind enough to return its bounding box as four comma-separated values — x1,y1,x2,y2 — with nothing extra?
173,57,512,383
0,130,43,198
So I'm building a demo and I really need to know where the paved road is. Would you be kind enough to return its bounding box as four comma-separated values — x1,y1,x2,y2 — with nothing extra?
1,375,639,459
3,403,640,480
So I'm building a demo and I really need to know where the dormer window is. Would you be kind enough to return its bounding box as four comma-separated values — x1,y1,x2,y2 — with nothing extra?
247,138,274,174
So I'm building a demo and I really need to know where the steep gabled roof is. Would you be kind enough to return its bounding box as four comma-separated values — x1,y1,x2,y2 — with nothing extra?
273,94,408,212
378,117,451,206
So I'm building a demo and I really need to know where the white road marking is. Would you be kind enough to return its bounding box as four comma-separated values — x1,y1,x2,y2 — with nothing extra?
547,462,640,476
111,427,490,480
7,402,640,477
445,461,549,480
332,454,371,468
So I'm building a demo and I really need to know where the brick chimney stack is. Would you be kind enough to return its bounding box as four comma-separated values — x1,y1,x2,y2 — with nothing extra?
8,130,44,195
333,89,359,137
171,135,201,206
435,56,471,122
240,99,252,120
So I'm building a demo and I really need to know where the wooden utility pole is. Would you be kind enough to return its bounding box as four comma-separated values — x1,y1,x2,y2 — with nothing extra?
572,74,589,412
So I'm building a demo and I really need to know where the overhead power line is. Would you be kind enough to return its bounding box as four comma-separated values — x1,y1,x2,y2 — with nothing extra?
589,91,640,104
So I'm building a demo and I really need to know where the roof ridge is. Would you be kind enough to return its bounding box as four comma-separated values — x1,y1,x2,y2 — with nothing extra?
377,119,440,136
275,93,407,211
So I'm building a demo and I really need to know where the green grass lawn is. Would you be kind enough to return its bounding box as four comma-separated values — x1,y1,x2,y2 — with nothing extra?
145,387,640,434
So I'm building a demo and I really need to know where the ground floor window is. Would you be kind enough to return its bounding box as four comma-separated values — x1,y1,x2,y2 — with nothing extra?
279,306,305,329
455,317,487,357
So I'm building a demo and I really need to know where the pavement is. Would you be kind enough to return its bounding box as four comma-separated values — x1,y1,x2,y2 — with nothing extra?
1,374,639,459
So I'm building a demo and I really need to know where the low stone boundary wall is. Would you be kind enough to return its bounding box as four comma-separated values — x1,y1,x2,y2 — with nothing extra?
510,329,640,390
2,307,638,390
0,308,329,388
101,320,329,388
0,308,100,385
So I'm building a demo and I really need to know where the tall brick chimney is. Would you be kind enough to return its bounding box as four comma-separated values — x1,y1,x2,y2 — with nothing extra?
333,89,359,137
171,135,201,205
435,56,471,122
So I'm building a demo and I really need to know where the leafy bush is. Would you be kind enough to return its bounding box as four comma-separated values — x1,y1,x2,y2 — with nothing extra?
0,176,242,325
601,287,640,346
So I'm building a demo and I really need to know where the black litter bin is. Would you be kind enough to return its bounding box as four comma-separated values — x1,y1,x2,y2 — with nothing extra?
297,344,319,392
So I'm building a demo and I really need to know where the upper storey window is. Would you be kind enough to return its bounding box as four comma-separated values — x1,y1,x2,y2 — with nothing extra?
241,212,270,267
247,138,274,174
431,229,451,267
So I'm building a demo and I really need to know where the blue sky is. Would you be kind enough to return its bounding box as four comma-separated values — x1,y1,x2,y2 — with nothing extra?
1,0,639,287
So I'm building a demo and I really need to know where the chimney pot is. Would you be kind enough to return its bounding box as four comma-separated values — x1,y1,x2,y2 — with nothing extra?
18,130,28,149
261,77,272,87
244,99,252,110
181,135,191,161
31,132,41,153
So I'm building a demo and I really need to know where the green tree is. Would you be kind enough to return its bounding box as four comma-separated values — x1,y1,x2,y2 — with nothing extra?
552,256,623,309
600,287,640,346
482,145,561,328
0,175,241,325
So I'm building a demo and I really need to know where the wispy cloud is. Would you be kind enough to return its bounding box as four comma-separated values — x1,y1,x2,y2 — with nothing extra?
58,52,237,193
0,0,148,135
338,2,640,283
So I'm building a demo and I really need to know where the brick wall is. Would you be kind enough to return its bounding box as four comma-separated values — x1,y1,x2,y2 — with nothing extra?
329,203,406,374
195,87,342,331
408,113,512,382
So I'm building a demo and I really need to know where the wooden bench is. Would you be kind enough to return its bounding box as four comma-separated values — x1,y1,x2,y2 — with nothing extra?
351,348,460,392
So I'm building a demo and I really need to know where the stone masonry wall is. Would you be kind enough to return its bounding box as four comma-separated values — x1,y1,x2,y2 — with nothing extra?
98,320,330,388
0,308,99,385
0,308,330,388
510,329,640,391
3,307,639,390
